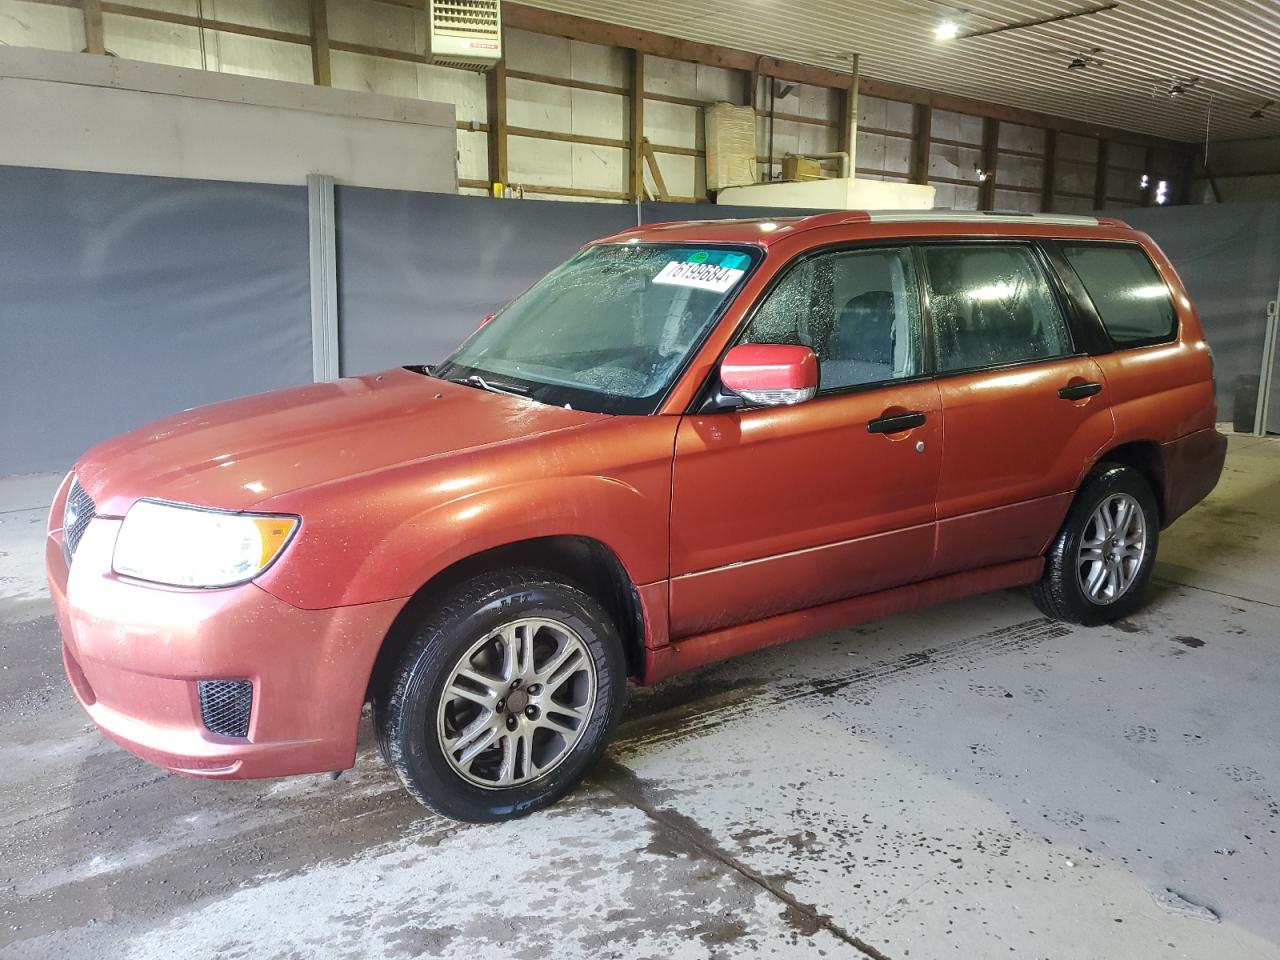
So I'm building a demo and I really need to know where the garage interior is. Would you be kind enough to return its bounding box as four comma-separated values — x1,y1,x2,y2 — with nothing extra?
2,1,1280,957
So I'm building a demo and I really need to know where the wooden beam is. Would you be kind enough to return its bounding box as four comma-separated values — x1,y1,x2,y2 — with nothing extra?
99,3,311,45
505,69,627,98
1041,128,1058,212
508,127,627,150
486,53,508,191
912,103,931,185
642,138,669,201
629,49,645,201
979,117,999,210
1093,138,1110,208
82,0,104,54
310,0,331,87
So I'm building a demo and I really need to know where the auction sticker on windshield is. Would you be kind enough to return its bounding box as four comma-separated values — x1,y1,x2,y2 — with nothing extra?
652,250,749,293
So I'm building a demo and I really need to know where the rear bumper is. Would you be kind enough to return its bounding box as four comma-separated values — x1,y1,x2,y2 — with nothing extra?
47,515,404,779
1161,427,1228,527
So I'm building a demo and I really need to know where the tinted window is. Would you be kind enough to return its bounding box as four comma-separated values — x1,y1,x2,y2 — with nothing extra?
923,244,1072,372
742,247,923,391
1063,244,1177,345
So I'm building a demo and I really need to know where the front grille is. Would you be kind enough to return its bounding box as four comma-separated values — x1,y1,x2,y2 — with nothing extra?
197,680,253,738
63,476,96,562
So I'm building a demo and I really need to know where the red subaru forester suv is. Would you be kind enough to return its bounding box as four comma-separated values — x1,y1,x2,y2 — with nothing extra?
48,211,1226,821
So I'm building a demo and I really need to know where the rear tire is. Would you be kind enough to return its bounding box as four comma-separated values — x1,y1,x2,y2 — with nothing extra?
1031,464,1159,627
375,568,626,822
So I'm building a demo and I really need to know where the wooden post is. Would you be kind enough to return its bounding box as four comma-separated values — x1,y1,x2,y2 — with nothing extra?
912,103,932,185
310,0,331,87
486,54,508,192
979,117,999,210
1041,128,1057,212
82,0,105,55
1093,138,1110,209
629,49,645,201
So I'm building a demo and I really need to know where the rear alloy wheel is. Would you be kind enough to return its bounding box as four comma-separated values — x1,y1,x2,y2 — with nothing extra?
1075,492,1148,606
376,569,625,821
1031,464,1159,626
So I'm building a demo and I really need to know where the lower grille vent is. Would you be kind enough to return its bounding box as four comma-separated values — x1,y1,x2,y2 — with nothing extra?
197,679,253,738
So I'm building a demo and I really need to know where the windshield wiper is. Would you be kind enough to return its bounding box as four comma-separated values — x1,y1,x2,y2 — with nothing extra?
452,374,529,397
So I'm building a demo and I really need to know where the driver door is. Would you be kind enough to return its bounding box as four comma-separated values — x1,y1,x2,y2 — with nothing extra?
668,245,942,639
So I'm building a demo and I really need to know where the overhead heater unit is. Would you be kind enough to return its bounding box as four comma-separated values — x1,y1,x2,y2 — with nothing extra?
426,0,502,71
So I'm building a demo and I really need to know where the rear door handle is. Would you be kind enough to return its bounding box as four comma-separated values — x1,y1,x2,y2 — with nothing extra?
867,411,927,434
1058,381,1102,400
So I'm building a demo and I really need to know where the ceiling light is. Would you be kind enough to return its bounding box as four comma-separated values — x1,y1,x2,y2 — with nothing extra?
935,19,960,40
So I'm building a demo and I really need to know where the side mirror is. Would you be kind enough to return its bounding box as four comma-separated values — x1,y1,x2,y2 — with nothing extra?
720,344,818,407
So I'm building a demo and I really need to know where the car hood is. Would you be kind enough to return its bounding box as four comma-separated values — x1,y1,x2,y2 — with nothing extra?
75,368,608,517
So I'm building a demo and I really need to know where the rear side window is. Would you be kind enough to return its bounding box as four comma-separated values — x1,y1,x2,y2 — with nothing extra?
922,244,1073,373
1061,244,1178,346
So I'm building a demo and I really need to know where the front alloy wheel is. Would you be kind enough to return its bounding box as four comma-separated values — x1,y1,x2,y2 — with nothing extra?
376,569,625,821
438,618,597,788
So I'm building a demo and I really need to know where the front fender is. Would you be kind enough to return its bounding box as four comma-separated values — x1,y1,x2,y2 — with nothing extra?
255,473,670,610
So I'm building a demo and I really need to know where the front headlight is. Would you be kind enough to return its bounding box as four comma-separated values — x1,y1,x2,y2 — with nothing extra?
112,500,299,588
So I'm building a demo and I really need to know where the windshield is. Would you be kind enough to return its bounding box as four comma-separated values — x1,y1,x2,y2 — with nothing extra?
434,243,761,414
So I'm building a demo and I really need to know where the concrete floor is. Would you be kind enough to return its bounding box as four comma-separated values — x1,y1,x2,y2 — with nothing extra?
2,433,1278,959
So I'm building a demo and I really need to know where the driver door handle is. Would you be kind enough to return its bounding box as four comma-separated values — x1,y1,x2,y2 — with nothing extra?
867,411,927,434
1058,381,1102,400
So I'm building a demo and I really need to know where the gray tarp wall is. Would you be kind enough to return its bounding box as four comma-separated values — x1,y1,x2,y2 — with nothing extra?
332,191,824,377
333,189,635,376
5,168,1278,476
1108,201,1280,418
0,165,311,475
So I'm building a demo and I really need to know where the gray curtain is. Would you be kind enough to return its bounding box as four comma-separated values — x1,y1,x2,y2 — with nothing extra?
1103,202,1280,422
0,166,311,475
334,188,636,375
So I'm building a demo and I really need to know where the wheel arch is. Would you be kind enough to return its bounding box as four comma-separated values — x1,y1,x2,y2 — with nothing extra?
364,535,647,704
1089,440,1165,524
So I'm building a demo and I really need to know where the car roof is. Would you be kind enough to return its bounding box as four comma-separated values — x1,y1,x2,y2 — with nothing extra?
596,210,1135,248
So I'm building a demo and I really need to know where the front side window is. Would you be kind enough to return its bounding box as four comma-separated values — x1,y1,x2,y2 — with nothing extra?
741,247,924,392
923,244,1073,373
1062,243,1178,346
436,243,760,414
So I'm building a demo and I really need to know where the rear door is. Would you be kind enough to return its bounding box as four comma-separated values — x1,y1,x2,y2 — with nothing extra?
669,244,942,639
920,241,1116,577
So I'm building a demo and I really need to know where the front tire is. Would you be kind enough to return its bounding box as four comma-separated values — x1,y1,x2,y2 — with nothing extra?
1031,464,1159,626
375,568,626,822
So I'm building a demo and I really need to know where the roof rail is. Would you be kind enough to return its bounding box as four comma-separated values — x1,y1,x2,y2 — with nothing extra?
865,210,1108,226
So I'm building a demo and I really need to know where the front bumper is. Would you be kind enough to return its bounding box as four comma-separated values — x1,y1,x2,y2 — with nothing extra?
47,512,405,779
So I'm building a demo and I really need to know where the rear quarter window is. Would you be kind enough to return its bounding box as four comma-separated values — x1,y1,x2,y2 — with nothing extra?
1062,244,1178,347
